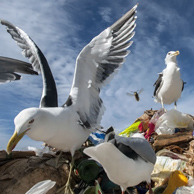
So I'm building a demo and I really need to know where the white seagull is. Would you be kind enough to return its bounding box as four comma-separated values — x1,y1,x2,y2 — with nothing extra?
2,3,138,193
0,56,38,83
84,132,156,194
153,51,185,109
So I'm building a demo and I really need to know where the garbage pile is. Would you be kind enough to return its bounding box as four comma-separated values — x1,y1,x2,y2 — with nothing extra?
119,108,194,194
0,109,194,194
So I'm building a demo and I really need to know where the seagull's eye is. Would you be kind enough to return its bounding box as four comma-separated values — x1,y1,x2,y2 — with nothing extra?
168,52,171,55
29,119,34,124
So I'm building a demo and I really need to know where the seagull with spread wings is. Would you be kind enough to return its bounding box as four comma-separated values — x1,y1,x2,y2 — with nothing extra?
2,3,138,193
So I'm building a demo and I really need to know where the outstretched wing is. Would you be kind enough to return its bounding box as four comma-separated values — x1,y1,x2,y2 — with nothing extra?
0,56,38,83
66,4,138,129
138,88,143,94
0,20,58,107
127,92,134,96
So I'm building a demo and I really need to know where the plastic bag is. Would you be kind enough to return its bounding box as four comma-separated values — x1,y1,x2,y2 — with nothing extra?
88,132,105,145
25,180,56,194
155,109,193,135
149,108,165,125
162,170,188,194
173,186,194,194
119,121,141,137
151,156,187,185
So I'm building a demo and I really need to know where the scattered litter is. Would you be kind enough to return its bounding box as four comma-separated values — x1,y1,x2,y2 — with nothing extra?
173,186,194,194
162,170,188,194
151,156,187,186
119,120,141,137
83,180,103,194
26,146,56,157
1,109,194,194
88,132,105,145
156,149,189,161
155,109,194,135
25,180,56,194
149,108,165,125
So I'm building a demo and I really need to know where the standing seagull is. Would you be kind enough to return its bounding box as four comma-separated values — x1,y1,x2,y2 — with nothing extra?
0,56,38,83
84,132,156,194
153,51,185,109
3,3,138,193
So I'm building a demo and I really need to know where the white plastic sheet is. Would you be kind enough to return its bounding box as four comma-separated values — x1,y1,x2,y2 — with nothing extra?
174,186,194,194
155,109,193,135
25,180,56,194
151,156,187,185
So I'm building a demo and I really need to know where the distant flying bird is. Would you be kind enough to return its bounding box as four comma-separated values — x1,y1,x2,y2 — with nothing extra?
84,132,156,194
0,56,38,83
127,88,143,101
153,51,185,109
2,3,138,193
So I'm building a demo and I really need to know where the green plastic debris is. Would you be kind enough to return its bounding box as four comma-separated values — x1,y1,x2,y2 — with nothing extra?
119,120,141,137
83,181,103,194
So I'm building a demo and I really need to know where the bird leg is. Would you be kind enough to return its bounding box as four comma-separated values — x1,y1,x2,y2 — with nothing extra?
125,188,130,194
55,151,62,167
56,156,75,194
161,97,167,112
148,182,153,194
174,101,177,109
161,97,164,109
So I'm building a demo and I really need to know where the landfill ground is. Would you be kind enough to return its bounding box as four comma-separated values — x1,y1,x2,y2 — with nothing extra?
0,109,194,194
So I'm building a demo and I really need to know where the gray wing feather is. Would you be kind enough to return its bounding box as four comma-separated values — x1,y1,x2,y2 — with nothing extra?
0,56,38,83
0,20,58,107
153,73,163,96
115,135,156,164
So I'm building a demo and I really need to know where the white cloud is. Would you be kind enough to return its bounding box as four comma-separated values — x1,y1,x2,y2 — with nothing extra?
98,7,112,23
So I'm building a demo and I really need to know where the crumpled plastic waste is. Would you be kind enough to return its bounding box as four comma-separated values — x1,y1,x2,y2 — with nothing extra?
173,186,194,194
156,149,189,161
162,170,188,194
154,109,194,135
25,146,56,157
119,120,141,137
149,108,165,125
25,180,56,194
151,156,187,186
88,132,105,145
138,109,165,140
138,116,150,132
144,122,155,140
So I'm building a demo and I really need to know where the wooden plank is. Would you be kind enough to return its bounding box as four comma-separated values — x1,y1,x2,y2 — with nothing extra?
153,131,194,152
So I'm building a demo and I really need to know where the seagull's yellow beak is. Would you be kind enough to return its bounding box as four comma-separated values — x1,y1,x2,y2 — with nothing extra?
7,131,26,154
174,50,180,56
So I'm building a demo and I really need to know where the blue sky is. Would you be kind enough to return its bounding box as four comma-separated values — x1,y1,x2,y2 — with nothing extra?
0,0,194,150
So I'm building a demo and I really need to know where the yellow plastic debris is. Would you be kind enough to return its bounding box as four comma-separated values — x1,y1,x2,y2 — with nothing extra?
119,120,141,137
162,170,188,194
